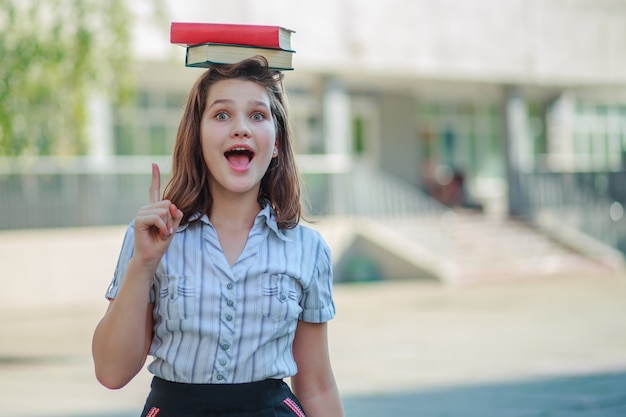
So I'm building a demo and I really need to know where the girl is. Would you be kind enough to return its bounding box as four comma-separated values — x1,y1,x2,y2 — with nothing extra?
92,57,344,417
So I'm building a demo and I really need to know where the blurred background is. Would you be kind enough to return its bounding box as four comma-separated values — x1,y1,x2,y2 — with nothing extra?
1,1,626,416
2,0,626,283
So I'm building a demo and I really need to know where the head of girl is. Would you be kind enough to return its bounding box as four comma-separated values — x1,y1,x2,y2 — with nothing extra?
164,56,301,229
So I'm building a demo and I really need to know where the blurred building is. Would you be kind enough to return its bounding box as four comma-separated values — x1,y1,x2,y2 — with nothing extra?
3,0,626,280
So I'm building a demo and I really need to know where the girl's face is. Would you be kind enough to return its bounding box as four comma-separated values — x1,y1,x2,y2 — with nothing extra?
200,79,277,199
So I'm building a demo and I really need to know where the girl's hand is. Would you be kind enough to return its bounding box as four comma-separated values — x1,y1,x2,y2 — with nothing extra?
132,163,184,271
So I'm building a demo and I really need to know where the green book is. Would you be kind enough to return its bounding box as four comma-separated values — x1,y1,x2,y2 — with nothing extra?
185,42,294,71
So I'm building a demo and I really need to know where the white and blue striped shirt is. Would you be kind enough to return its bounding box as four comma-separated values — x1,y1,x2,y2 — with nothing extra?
105,204,336,384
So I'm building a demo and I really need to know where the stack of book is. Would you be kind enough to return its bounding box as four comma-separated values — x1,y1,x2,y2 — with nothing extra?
170,22,295,71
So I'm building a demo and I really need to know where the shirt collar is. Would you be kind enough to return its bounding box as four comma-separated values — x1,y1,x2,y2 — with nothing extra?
176,202,292,242
255,203,292,242
174,212,203,232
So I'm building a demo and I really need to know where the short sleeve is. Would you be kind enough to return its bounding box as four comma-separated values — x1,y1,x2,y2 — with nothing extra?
104,223,156,303
299,237,336,323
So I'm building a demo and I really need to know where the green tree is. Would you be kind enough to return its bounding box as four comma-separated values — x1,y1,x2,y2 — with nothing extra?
0,0,164,156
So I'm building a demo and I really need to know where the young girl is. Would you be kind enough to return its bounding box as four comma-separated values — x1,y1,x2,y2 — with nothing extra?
92,57,344,417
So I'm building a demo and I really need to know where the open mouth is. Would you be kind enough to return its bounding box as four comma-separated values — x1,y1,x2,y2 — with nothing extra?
224,147,255,170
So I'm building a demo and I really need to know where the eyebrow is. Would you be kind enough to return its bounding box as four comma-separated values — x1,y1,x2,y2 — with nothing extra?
208,98,270,110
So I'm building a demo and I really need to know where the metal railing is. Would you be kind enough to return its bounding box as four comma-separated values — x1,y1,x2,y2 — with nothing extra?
303,160,445,218
0,156,443,230
4,154,624,260
518,170,626,256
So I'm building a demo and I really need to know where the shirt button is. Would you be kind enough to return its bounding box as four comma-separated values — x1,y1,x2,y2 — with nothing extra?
220,359,227,366
227,283,234,290
226,315,233,321
279,293,287,301
221,343,230,350
226,300,234,307
216,374,224,381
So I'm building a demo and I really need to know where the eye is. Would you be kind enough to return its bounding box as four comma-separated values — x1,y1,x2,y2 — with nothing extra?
251,112,265,121
215,111,229,121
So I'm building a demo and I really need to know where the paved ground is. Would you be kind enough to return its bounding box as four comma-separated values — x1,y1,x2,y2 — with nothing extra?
1,226,626,416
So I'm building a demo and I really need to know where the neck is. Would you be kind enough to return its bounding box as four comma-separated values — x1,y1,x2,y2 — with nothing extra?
209,192,261,230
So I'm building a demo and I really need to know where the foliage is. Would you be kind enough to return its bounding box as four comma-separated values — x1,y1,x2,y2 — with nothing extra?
0,0,165,156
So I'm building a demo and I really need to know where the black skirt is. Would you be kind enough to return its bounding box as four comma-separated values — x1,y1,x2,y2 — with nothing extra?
140,376,307,417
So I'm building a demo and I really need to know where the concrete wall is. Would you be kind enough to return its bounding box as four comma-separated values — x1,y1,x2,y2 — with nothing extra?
150,0,626,85
378,93,421,185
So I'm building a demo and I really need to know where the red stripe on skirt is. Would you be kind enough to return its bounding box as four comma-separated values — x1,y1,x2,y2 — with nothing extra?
283,397,306,417
146,407,160,417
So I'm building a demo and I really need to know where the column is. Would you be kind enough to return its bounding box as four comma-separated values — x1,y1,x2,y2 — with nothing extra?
322,79,352,215
503,86,531,217
323,79,352,156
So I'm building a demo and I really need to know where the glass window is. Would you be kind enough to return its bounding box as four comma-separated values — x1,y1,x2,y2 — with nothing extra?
136,91,151,109
165,92,187,110
570,101,626,169
417,100,504,180
112,89,184,156
114,124,135,155
149,125,174,155
352,116,365,155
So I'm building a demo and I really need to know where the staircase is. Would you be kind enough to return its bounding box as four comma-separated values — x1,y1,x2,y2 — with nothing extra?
374,211,615,284
310,162,623,284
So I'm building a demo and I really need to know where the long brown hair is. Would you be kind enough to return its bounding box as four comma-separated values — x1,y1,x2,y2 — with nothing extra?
163,57,301,229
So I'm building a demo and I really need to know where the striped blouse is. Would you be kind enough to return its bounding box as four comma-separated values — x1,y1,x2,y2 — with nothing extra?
105,204,336,384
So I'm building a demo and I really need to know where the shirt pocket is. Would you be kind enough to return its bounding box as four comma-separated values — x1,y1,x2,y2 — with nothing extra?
159,274,197,321
260,274,302,322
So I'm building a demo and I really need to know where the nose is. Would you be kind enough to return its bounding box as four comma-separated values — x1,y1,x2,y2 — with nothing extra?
231,117,251,138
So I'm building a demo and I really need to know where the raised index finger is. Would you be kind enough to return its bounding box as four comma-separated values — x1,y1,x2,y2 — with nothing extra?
149,163,161,204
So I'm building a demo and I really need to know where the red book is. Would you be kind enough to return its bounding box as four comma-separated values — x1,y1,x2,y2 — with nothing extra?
170,22,294,50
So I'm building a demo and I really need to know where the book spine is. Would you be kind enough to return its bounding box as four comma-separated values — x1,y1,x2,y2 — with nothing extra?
185,61,294,71
171,23,284,49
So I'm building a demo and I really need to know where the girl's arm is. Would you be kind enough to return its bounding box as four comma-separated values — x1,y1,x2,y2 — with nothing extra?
92,259,155,389
291,321,344,417
92,164,183,389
